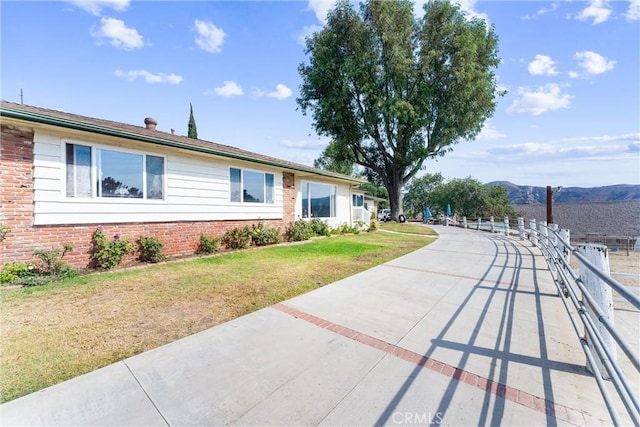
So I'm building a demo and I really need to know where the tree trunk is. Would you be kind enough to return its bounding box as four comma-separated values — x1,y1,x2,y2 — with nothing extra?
387,180,404,221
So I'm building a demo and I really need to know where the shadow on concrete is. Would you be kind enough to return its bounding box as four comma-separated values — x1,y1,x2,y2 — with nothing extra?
374,235,568,426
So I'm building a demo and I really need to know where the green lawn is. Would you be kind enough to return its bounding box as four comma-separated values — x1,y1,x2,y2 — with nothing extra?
0,231,434,403
379,221,439,236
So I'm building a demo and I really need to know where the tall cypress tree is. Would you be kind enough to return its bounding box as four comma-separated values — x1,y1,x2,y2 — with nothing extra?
188,103,198,139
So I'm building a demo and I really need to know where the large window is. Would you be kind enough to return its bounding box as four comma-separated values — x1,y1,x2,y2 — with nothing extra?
230,167,274,204
302,181,336,218
65,143,164,200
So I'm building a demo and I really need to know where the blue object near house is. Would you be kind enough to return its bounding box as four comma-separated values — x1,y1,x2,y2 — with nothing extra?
446,204,452,217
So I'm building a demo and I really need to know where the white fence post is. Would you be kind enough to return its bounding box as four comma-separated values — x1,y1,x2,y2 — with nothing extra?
530,219,538,247
504,216,509,236
540,221,548,255
463,216,467,228
476,218,481,231
559,228,571,266
518,217,525,241
577,244,616,379
490,216,495,233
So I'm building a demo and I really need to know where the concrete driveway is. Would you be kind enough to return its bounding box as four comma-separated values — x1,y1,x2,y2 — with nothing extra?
0,226,624,426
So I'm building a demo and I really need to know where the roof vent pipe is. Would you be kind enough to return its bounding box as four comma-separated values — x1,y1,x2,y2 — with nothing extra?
144,117,158,131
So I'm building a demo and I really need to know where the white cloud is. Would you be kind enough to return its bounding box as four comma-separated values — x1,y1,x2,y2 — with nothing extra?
528,54,559,76
507,84,573,116
114,70,182,84
67,0,129,15
194,19,226,53
626,0,640,20
281,138,329,150
575,51,616,75
308,0,337,23
568,71,580,79
522,2,559,20
296,24,322,47
476,122,505,141
91,17,144,50
575,0,611,24
207,81,244,97
456,0,490,22
255,84,293,100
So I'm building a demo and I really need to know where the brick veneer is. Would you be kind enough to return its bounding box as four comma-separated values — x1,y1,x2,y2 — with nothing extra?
0,124,297,269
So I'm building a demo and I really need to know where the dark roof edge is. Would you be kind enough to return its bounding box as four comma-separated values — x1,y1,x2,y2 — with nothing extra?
1,105,365,184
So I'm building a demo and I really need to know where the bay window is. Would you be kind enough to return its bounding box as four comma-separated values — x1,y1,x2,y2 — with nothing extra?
302,181,336,218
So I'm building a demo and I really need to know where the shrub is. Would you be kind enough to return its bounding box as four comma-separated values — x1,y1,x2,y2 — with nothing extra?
309,218,331,237
333,223,360,235
250,222,282,246
0,224,8,242
91,226,135,270
1,244,77,287
197,234,221,254
137,236,165,263
221,226,252,250
0,262,35,285
32,244,77,281
285,220,312,242
368,219,379,232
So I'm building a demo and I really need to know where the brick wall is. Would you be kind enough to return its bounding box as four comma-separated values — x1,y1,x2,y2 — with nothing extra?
1,124,297,269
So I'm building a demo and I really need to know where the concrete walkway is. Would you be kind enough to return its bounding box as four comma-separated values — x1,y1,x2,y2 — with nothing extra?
0,226,624,426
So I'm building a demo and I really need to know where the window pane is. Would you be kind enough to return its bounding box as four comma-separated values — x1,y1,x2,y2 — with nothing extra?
230,168,241,202
243,170,264,203
265,173,274,204
302,182,310,218
352,194,363,207
98,149,143,198
146,155,164,200
309,182,332,218
66,143,91,198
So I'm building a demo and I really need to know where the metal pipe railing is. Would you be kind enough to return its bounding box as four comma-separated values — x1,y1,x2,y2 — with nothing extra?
466,218,640,425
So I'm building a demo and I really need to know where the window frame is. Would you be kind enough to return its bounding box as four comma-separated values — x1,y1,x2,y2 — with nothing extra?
63,141,167,202
301,180,337,219
229,166,276,204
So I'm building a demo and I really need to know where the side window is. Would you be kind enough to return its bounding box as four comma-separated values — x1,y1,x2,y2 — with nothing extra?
66,143,92,198
65,143,164,200
230,167,275,204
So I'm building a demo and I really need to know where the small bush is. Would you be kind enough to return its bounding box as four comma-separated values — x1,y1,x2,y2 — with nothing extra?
368,219,379,232
91,226,135,270
197,234,221,254
309,218,331,237
285,220,312,242
250,222,282,246
221,226,252,250
0,224,8,242
0,262,35,285
137,236,165,263
333,223,360,235
1,244,77,287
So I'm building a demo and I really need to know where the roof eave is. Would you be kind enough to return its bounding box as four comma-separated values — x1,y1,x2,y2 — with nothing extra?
0,106,365,184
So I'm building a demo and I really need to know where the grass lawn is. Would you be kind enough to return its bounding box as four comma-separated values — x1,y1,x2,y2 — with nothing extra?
0,231,434,403
379,221,439,236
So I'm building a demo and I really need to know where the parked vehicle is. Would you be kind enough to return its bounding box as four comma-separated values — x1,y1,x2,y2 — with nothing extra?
378,209,391,222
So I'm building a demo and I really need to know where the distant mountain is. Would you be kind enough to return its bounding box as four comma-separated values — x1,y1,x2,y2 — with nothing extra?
487,181,640,204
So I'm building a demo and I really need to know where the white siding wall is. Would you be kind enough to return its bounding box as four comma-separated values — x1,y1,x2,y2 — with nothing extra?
32,130,285,225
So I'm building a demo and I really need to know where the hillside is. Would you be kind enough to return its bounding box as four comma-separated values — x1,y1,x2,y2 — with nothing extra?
513,200,640,236
488,181,640,205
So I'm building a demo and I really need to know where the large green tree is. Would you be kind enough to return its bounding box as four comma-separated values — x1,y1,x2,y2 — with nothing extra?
403,173,443,217
409,176,517,218
188,103,198,139
298,0,503,220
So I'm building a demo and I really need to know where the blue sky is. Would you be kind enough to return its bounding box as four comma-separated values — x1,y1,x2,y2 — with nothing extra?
2,0,639,187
